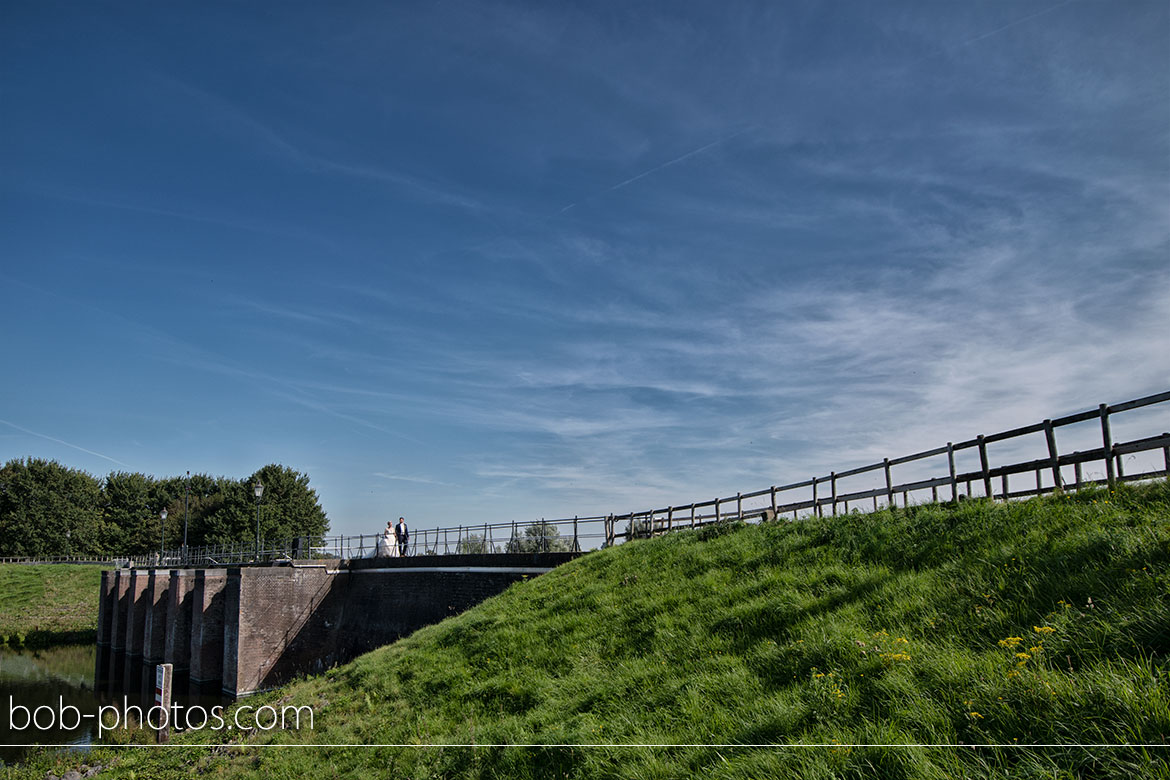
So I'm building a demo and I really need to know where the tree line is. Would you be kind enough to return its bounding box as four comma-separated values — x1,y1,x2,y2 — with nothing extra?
0,458,329,558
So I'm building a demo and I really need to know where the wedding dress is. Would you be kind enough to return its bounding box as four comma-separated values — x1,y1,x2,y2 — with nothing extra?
376,528,399,557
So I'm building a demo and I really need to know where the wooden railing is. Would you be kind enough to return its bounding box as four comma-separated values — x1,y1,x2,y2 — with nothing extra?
5,390,1168,567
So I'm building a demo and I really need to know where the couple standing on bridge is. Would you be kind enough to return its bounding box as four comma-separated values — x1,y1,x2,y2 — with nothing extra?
378,516,409,557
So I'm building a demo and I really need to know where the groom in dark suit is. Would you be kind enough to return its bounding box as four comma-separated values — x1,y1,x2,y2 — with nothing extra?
395,516,409,557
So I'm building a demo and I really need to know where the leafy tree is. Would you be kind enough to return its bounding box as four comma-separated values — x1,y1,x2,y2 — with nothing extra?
0,459,329,558
625,516,653,539
505,522,574,553
189,465,328,550
0,458,104,557
102,471,166,555
456,533,495,554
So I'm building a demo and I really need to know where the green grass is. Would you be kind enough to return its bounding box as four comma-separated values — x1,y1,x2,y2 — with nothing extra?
11,483,1170,779
0,564,105,647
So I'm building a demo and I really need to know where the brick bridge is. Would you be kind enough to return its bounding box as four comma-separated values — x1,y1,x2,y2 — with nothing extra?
96,552,579,698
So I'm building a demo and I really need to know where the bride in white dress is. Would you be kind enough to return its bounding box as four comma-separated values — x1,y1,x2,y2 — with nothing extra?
376,520,400,557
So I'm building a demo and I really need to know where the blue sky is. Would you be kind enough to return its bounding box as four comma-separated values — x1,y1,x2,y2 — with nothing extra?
2,0,1167,536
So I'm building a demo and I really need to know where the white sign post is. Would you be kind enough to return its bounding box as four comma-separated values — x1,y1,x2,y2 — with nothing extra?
154,663,173,743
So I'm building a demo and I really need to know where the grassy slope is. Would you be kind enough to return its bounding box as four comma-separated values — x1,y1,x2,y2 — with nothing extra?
17,483,1170,779
0,564,105,646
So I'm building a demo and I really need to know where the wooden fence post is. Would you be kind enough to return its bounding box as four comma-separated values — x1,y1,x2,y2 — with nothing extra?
811,478,819,518
1044,419,1061,492
737,493,743,520
884,459,893,508
830,472,837,517
770,486,777,519
1100,404,1115,487
978,435,992,498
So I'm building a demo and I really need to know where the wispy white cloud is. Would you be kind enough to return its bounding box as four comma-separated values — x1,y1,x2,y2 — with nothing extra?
0,419,133,469
151,73,489,213
374,472,457,488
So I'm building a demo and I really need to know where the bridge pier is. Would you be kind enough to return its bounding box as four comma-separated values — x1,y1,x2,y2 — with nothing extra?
164,569,195,674
143,570,170,664
122,569,149,680
96,553,578,699
189,569,227,685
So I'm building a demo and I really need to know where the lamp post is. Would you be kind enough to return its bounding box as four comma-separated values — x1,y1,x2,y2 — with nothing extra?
253,481,264,562
159,508,168,561
183,471,190,560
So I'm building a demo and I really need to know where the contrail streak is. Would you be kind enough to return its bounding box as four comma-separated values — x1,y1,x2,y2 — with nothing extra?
910,0,1079,67
0,418,133,469
958,0,1079,48
559,127,752,213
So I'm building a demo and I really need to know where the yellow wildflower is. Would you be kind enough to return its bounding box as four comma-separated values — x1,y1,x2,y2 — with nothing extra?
1033,626,1055,634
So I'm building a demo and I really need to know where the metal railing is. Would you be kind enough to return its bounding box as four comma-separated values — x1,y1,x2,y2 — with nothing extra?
5,391,1168,567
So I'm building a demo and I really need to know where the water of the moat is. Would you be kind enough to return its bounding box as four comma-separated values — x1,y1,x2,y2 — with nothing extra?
0,645,223,767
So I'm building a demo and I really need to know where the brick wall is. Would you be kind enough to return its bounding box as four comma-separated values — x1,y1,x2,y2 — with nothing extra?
223,565,341,696
108,570,129,653
223,553,578,697
142,570,170,663
189,569,227,684
96,570,114,646
164,569,196,673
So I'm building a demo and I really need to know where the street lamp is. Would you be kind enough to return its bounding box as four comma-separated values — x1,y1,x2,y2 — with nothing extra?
159,508,168,561
183,470,190,557
253,481,264,562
